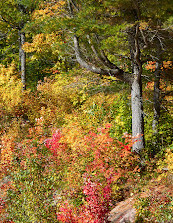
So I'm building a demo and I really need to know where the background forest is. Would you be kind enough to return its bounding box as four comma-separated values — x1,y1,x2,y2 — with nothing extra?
0,0,173,222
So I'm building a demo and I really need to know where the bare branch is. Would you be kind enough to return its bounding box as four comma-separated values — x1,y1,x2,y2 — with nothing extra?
94,34,119,69
134,23,142,75
69,0,79,12
113,53,130,60
73,35,132,83
87,35,111,67
140,29,149,49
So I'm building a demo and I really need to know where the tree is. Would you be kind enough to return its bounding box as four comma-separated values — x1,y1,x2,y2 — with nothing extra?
56,0,146,153
142,14,173,151
0,0,42,90
59,0,173,154
19,0,173,154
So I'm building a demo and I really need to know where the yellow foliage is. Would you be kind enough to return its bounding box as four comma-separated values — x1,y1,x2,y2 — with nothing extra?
157,144,173,184
163,61,172,69
139,21,148,30
32,1,65,21
62,122,86,152
23,33,62,55
69,93,115,130
37,74,89,114
0,63,23,111
64,91,129,139
38,106,58,128
165,148,173,174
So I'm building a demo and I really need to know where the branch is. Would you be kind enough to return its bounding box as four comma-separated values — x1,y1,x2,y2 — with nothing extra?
87,35,117,68
157,35,165,50
140,29,149,49
86,35,105,66
100,50,118,69
94,34,119,69
0,15,19,29
67,0,79,15
73,35,132,83
134,23,142,75
69,0,79,12
0,31,8,40
113,53,130,60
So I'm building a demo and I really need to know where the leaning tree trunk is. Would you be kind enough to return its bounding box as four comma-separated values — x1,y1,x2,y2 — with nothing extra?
73,24,145,154
19,31,26,90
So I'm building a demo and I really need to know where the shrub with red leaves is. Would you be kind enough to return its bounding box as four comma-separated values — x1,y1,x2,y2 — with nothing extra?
57,175,112,223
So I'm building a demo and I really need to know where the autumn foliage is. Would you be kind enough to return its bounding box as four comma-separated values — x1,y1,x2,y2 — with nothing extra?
0,114,140,222
57,175,112,223
42,124,139,222
0,63,172,222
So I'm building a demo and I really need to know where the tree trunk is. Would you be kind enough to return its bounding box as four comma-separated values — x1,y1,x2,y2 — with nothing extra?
19,31,26,90
152,60,162,152
152,61,161,134
130,25,145,153
131,70,145,153
152,40,163,153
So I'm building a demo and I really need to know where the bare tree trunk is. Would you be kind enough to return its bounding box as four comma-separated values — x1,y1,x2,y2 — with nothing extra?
131,69,145,153
152,40,163,153
152,61,161,135
152,60,162,153
19,31,26,90
130,25,145,153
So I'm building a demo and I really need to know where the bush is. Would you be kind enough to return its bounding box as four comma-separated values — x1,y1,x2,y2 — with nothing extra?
0,63,22,112
5,127,59,222
135,190,173,223
57,175,112,223
45,124,140,222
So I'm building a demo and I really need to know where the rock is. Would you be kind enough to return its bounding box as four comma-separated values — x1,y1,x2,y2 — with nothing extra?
108,197,136,223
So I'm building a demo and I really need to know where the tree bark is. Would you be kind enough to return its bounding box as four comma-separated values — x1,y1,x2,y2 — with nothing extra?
152,61,162,153
131,69,145,153
130,24,145,153
152,61,161,135
19,31,26,90
152,40,163,152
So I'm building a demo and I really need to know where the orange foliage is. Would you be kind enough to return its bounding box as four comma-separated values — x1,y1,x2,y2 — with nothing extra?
145,61,172,71
45,124,140,194
0,124,20,174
